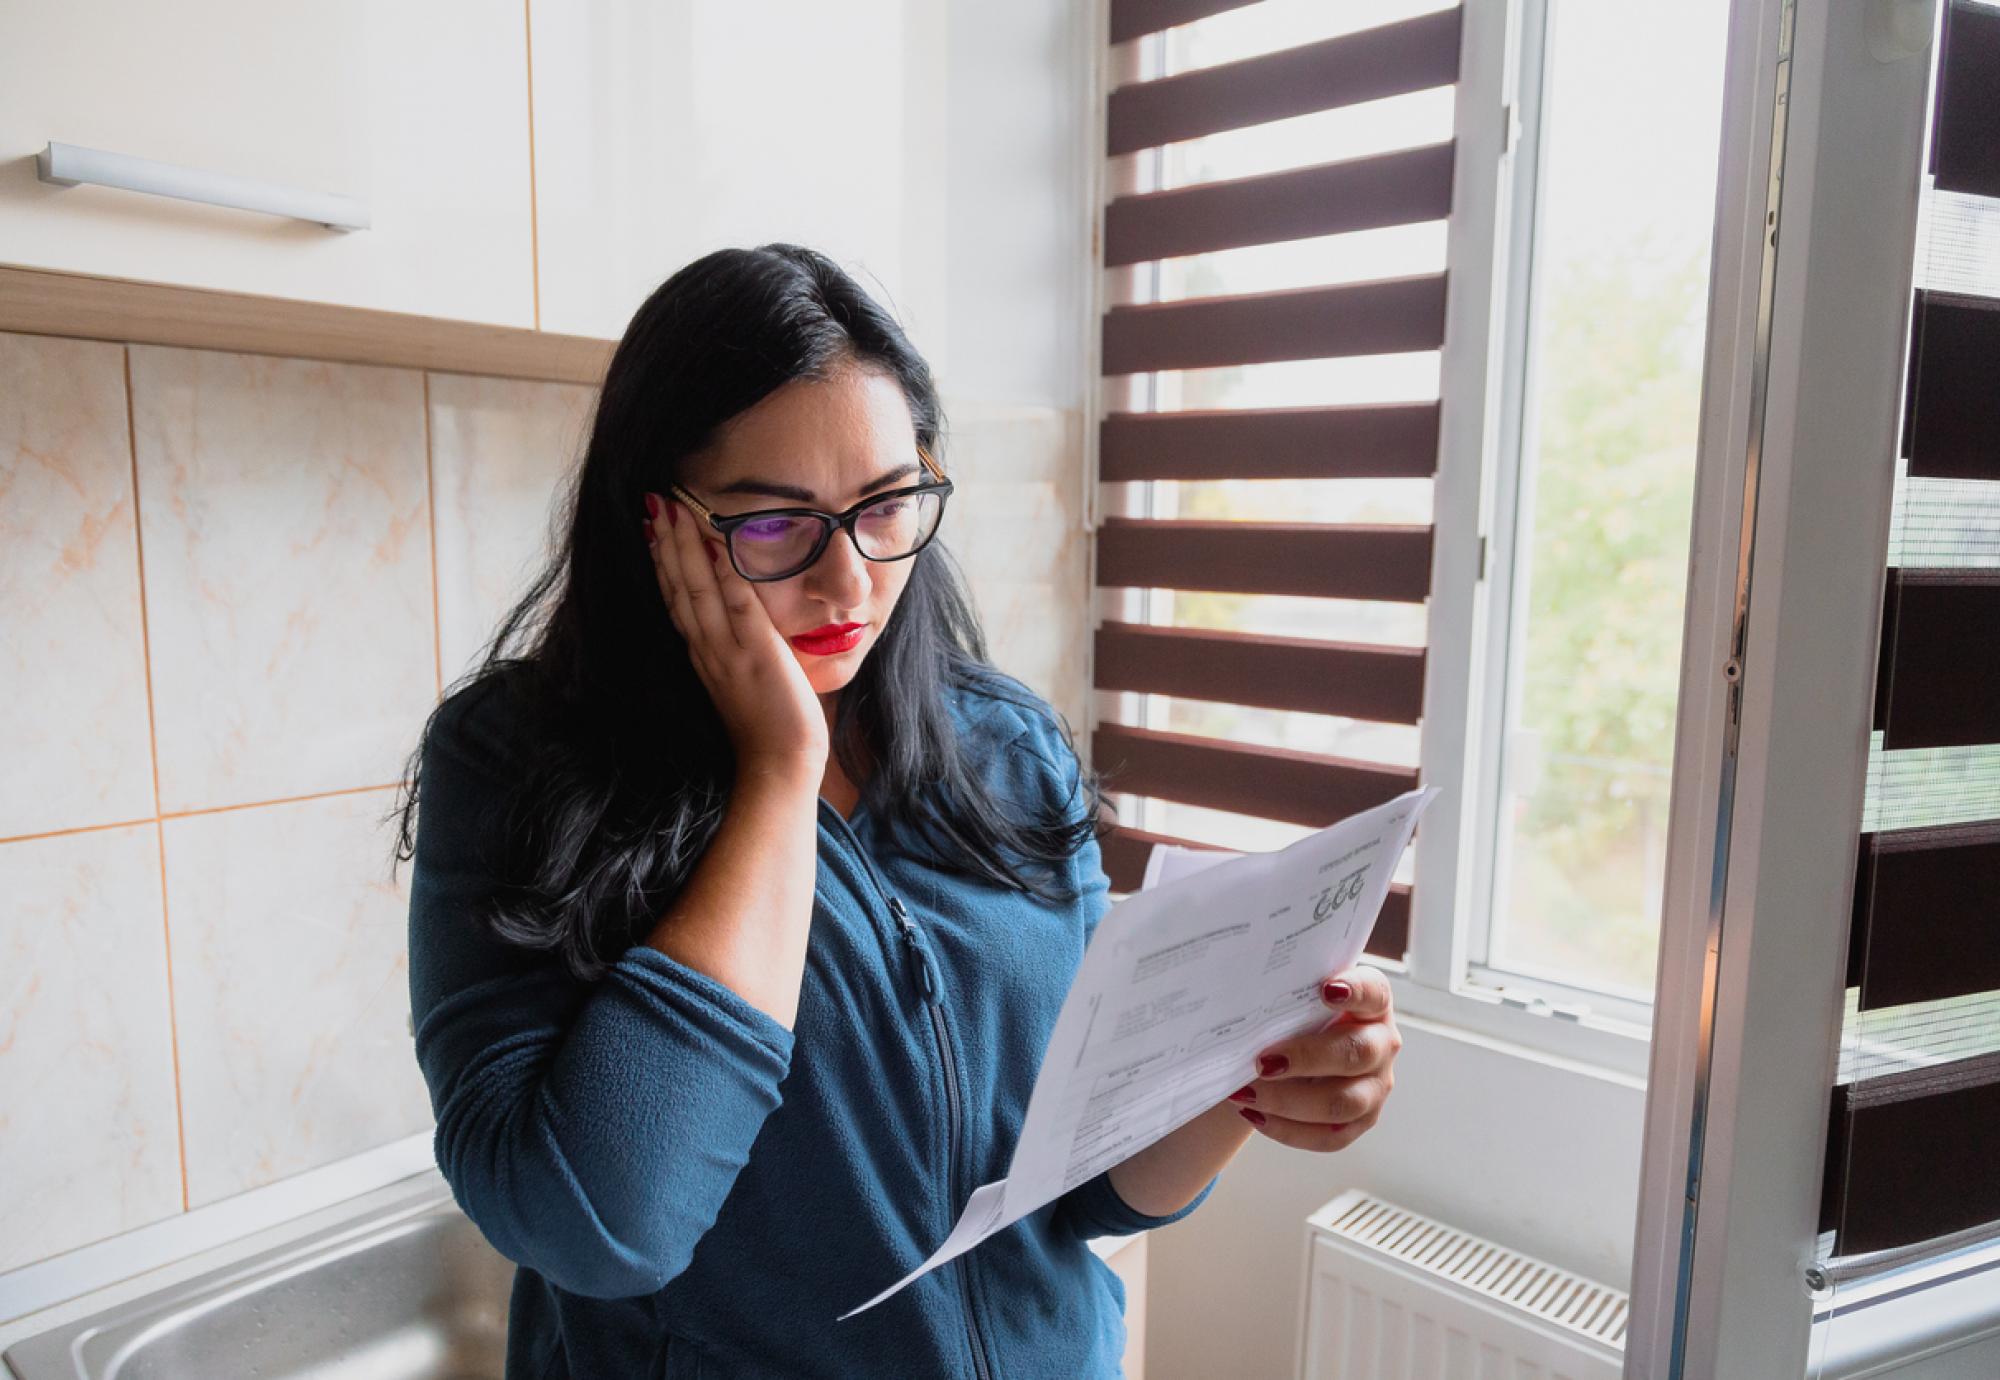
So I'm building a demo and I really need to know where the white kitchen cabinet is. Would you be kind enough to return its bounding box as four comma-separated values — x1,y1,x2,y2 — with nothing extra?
528,0,948,346
0,1,536,328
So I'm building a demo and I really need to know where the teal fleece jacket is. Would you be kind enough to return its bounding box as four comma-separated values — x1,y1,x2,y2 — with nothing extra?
406,667,1218,1379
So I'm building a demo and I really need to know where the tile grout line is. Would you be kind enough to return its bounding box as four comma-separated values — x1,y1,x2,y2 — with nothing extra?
424,371,443,697
524,0,542,332
125,344,191,1215
0,782,414,848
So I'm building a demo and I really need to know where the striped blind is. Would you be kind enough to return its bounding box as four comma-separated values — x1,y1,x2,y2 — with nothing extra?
1090,1,1462,963
1818,0,2000,1261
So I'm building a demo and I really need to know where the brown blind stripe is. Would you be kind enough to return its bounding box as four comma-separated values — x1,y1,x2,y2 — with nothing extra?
1094,722,1419,827
1935,0,2000,199
1103,273,1448,375
1820,1051,2000,1254
1900,290,2000,481
1846,820,2000,1010
1104,142,1456,267
1096,622,1427,724
1097,517,1433,602
1107,10,1463,157
1099,402,1440,482
1109,0,1260,46
1096,826,1411,958
1871,568,2000,750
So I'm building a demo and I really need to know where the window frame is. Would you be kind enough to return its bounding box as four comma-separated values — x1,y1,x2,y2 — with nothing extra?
1080,0,1668,1080
1458,0,1718,1032
1408,0,1660,1075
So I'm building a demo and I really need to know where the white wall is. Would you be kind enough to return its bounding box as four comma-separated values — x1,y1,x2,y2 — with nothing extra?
935,0,1092,413
1145,1017,1648,1380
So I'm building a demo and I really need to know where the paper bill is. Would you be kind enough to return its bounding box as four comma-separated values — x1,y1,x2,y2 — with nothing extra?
837,784,1441,1320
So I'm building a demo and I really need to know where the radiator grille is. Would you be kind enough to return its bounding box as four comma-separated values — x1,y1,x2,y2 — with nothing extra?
1317,1192,1629,1351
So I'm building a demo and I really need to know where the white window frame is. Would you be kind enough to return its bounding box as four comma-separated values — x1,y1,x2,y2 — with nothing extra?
1456,0,1665,1032
1406,0,1660,1079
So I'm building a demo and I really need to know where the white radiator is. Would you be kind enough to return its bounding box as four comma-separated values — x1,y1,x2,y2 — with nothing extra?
1296,1190,1627,1380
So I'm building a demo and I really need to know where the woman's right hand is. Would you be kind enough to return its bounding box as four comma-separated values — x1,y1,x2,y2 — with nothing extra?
645,492,829,782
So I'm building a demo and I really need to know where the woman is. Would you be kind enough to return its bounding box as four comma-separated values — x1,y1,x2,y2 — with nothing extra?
393,243,1403,1379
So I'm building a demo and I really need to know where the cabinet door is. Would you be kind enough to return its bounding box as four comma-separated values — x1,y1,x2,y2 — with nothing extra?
0,0,535,328
529,0,945,343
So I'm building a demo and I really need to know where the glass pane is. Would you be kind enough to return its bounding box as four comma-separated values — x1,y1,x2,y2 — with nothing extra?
1137,352,1442,406
1147,591,1430,648
1156,477,1433,525
1861,738,2000,834
1488,0,1732,996
1113,89,1457,193
1155,695,1422,766
1156,0,1456,78
1110,221,1449,307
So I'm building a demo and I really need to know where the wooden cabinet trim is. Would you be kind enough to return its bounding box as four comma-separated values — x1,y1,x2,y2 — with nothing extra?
0,264,611,385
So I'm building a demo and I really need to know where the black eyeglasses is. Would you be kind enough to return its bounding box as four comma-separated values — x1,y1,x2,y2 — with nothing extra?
668,445,954,583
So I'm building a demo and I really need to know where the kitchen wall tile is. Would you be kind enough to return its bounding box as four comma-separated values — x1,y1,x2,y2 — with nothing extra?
0,333,155,840
128,346,436,813
0,824,180,1271
163,787,428,1208
427,371,596,687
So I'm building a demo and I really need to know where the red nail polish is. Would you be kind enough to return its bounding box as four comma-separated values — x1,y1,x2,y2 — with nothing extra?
1327,1122,1348,1132
667,500,680,528
1322,979,1352,1006
1258,1054,1288,1078
645,493,660,520
1227,1085,1256,1103
705,540,720,565
1239,1108,1266,1126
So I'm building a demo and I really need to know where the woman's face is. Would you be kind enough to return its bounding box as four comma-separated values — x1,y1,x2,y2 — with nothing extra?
675,362,925,701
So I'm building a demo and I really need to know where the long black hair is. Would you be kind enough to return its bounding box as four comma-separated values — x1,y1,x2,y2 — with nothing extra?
387,243,1104,982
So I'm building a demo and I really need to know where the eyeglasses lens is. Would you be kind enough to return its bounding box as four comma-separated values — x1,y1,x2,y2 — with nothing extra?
731,489,946,580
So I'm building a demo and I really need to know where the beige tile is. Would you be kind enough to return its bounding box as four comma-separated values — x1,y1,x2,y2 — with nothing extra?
128,346,437,812
164,788,430,1207
0,333,155,839
0,825,181,1270
427,371,596,687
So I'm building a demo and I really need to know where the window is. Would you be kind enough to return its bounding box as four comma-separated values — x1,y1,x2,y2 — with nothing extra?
1092,0,1735,1061
1469,0,1732,1018
1092,0,1464,963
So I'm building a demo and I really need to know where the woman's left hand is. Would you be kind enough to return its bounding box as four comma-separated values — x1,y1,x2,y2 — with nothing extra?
1224,964,1400,1152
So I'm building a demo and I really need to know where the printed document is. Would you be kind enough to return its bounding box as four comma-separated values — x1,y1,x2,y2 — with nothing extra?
838,784,1441,1320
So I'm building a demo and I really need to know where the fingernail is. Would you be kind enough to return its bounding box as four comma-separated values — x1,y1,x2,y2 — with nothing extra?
1326,1122,1348,1132
1239,1108,1266,1126
705,540,720,565
645,493,661,521
667,499,680,528
1322,979,1352,1007
1257,1054,1288,1078
1227,1085,1256,1103
642,518,656,546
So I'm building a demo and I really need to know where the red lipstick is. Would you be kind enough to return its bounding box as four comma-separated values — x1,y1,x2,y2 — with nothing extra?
790,621,865,655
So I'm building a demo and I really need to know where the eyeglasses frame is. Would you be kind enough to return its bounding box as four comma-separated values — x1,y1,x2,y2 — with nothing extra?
666,443,954,583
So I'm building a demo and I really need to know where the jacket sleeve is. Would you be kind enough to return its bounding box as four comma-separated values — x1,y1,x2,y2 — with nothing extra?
1001,696,1221,1242
406,681,796,1299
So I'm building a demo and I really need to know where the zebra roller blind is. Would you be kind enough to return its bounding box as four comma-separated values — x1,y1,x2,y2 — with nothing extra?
1819,0,2000,1261
1091,1,1464,961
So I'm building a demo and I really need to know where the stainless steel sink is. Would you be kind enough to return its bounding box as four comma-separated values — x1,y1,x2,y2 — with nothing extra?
4,1180,513,1379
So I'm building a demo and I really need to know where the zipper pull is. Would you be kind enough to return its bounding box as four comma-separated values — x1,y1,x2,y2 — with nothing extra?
889,897,943,1003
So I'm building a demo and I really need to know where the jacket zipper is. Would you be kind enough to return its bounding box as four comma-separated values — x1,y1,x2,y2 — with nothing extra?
821,805,997,1380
